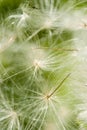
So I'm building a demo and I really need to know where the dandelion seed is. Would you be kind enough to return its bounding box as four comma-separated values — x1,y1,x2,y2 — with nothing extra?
0,93,21,130
44,73,71,100
25,44,62,79
3,110,21,130
22,73,71,130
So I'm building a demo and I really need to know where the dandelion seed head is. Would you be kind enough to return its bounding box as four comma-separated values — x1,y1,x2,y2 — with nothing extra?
1,0,86,130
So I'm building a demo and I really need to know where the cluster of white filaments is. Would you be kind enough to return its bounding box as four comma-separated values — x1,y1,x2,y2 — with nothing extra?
26,44,62,79
22,73,71,130
0,88,21,130
0,105,20,130
1,0,87,130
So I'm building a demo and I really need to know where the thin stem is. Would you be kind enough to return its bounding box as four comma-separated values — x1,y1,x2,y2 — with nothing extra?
32,47,78,52
47,73,71,99
26,27,44,42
